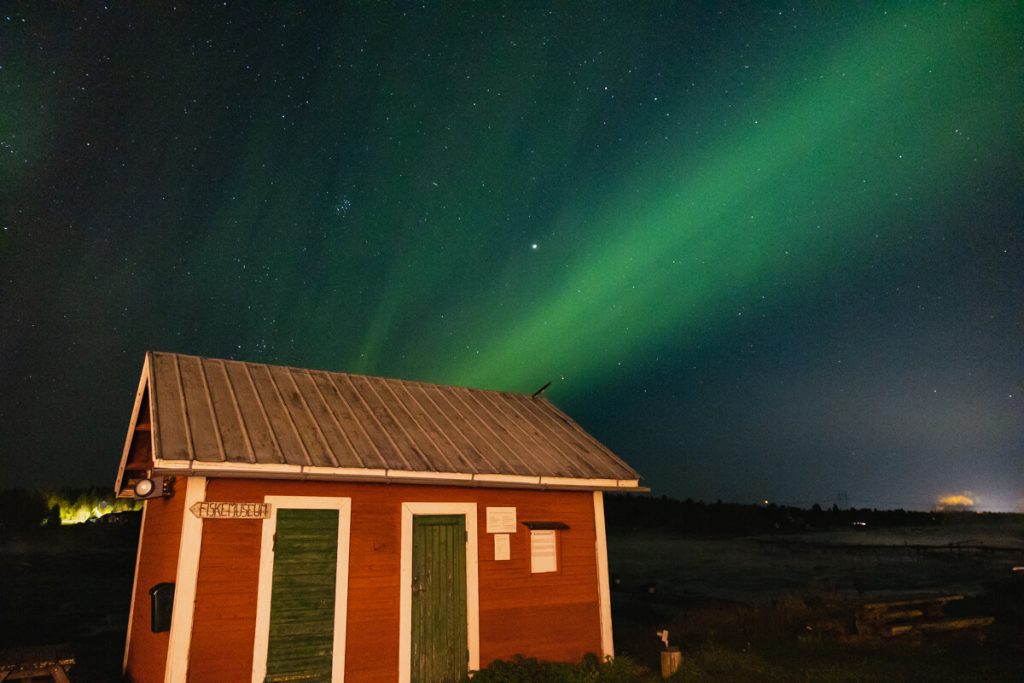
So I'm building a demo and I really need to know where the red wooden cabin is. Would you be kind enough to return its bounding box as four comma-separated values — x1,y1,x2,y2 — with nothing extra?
114,352,642,683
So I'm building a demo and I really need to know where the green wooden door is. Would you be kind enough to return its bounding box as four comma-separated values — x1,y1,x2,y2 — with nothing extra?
411,515,467,683
265,508,339,683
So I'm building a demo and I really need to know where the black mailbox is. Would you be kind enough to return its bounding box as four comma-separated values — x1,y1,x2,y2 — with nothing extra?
149,582,175,633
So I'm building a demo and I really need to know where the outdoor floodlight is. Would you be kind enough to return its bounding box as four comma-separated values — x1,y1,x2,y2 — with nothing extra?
133,476,170,500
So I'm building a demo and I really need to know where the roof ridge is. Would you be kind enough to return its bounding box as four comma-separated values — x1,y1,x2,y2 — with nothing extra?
150,350,535,399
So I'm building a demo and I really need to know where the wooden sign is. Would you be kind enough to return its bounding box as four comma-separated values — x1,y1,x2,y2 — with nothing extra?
190,501,271,519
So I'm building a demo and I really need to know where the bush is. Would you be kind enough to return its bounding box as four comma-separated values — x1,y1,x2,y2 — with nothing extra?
467,654,661,683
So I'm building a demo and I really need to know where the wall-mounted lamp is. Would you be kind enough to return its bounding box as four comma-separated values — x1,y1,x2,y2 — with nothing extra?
133,476,172,499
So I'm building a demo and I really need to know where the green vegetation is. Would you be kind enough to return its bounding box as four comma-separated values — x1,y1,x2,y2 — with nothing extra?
0,487,140,537
42,487,141,525
467,654,658,683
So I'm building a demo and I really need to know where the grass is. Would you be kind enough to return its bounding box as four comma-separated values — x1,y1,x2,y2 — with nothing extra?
472,580,1024,683
471,622,1024,683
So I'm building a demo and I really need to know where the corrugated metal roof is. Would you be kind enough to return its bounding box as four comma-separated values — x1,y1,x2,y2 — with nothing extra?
136,351,640,488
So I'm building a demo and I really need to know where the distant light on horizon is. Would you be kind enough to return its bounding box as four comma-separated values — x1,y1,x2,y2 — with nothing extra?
936,492,975,510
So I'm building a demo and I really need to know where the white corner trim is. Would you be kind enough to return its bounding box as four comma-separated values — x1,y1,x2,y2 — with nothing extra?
593,491,614,659
398,502,480,683
121,495,150,674
164,476,207,683
251,495,352,683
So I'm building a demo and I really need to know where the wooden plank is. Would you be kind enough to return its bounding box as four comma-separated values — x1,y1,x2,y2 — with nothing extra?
540,397,639,478
394,382,484,473
266,509,338,683
445,387,534,474
412,515,467,683
419,384,515,474
507,396,598,477
268,365,337,467
226,361,284,464
311,371,380,468
466,389,554,477
525,395,615,477
246,363,310,465
350,375,432,471
384,380,465,472
177,354,223,462
488,392,584,476
454,389,546,477
222,358,282,464
151,353,192,460
881,609,924,622
360,376,444,473
329,374,407,469
202,359,252,463
294,370,364,468
887,617,995,637
492,394,586,477
862,595,963,610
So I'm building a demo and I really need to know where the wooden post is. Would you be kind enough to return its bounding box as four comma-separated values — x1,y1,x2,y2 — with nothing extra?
660,646,681,679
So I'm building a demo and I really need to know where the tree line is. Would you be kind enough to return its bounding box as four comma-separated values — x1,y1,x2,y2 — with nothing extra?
604,494,1015,536
0,486,140,536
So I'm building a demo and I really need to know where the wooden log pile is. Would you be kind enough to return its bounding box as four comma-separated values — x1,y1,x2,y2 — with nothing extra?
0,644,75,682
854,595,994,640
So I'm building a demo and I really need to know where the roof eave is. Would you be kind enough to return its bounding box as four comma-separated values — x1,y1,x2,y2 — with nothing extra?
113,353,154,494
152,458,647,492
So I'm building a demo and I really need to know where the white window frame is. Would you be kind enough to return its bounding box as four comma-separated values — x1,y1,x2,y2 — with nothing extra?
398,502,480,683
252,496,352,683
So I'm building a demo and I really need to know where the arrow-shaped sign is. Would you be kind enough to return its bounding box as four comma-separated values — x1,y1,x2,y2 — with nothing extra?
189,501,271,519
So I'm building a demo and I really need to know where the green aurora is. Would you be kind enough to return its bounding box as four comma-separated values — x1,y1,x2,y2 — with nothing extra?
1,2,1020,508
344,3,1017,395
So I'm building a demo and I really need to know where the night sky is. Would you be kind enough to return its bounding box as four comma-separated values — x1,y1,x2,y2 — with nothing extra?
2,3,1021,511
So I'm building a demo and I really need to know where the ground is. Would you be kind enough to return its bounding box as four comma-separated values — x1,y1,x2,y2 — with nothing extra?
2,513,1022,681
607,520,1024,681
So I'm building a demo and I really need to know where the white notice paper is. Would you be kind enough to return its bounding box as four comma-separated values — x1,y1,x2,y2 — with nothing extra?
530,530,557,573
494,533,510,561
486,506,517,533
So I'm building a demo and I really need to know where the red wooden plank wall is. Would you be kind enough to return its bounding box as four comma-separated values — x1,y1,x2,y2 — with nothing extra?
124,492,185,683
183,478,603,682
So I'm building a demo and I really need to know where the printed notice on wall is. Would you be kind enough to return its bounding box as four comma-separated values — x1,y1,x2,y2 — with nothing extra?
494,533,511,561
486,506,516,533
530,529,557,573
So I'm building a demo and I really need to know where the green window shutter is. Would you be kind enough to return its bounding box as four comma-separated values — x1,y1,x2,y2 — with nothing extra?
265,508,339,683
